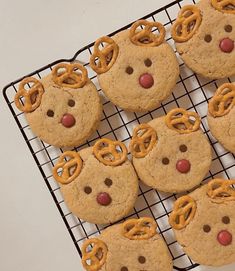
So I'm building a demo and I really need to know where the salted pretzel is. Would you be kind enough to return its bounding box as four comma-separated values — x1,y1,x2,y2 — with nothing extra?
93,138,127,166
129,124,157,158
53,151,83,184
122,217,157,240
172,5,202,43
52,63,88,88
90,36,119,74
81,239,107,271
169,196,197,230
208,83,235,117
207,179,235,201
165,108,201,134
211,0,235,14
129,20,166,47
14,77,44,113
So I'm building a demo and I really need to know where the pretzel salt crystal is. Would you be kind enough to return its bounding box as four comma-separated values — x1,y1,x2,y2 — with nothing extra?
208,83,235,117
14,77,44,113
53,151,83,184
172,5,202,43
129,20,166,47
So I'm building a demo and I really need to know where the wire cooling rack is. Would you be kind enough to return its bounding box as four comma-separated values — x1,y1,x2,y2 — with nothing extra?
3,0,235,270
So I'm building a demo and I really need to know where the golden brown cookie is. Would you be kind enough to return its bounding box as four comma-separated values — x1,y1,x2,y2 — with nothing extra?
130,108,212,193
90,19,179,112
53,139,138,224
81,217,173,271
172,0,235,79
208,82,235,154
14,63,102,148
169,178,235,266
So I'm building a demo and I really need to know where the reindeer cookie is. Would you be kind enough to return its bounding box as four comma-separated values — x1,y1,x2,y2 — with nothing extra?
129,108,212,193
53,138,138,224
169,179,235,266
14,63,102,147
172,0,235,79
81,217,173,271
90,19,179,112
208,83,235,154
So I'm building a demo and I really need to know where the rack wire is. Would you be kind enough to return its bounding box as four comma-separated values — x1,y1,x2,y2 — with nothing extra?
3,0,235,270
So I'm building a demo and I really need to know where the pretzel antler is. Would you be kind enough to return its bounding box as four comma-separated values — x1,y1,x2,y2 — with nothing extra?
172,5,202,43
129,20,166,47
122,217,157,240
211,0,235,14
81,238,107,271
52,63,88,88
165,108,201,134
169,195,197,230
90,36,119,74
14,77,44,113
93,138,127,166
129,124,157,158
207,179,235,202
53,151,83,184
208,83,235,117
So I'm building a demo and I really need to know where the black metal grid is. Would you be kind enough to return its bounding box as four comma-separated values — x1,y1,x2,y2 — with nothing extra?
3,0,235,270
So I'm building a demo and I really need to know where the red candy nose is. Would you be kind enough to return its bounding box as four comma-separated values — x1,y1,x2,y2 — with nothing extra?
176,159,191,173
61,113,76,128
220,38,234,53
97,192,112,206
217,230,232,246
139,73,154,89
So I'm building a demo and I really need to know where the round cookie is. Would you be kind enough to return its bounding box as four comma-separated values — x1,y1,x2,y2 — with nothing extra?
129,108,212,193
172,0,235,79
81,217,173,271
90,19,179,112
169,178,235,267
208,82,235,154
14,63,102,147
53,138,138,224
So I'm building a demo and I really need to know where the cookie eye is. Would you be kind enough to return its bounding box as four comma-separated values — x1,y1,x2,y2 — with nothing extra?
68,99,75,107
222,216,230,224
104,178,112,187
204,34,212,43
224,25,232,33
47,110,54,117
162,157,169,165
179,144,188,152
203,225,211,233
144,58,152,67
84,186,92,194
120,267,128,271
126,66,134,75
138,256,146,264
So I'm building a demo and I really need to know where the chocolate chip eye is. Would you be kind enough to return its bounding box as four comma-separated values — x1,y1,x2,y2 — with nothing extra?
179,144,188,152
203,225,211,233
84,186,92,194
222,216,230,224
104,178,113,187
162,157,169,165
225,25,232,33
144,58,152,67
68,99,75,107
126,66,133,75
120,267,128,271
204,34,212,43
138,256,146,264
47,110,54,117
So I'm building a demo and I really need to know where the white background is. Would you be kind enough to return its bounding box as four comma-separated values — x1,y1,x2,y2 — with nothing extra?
0,0,234,271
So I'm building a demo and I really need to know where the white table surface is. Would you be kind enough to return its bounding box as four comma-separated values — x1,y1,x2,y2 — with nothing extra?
0,1,235,271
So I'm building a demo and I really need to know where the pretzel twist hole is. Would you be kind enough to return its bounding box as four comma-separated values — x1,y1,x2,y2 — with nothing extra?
81,239,107,271
53,151,83,184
